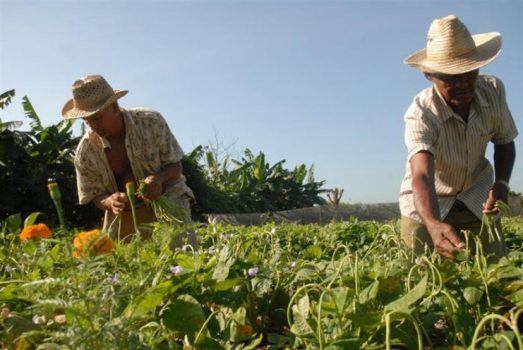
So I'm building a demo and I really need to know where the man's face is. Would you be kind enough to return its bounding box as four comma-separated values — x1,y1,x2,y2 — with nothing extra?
426,69,479,111
83,104,118,138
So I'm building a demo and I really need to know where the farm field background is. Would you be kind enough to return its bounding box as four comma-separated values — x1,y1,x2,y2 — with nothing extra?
1,214,522,349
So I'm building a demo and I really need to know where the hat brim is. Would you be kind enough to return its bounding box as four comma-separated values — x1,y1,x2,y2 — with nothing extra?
61,90,128,120
404,32,502,74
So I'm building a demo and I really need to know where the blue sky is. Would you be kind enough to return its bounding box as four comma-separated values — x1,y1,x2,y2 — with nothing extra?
1,0,522,203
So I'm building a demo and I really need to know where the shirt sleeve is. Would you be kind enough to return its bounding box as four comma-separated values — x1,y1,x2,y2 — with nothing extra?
74,144,107,205
491,78,519,145
154,114,184,165
404,102,438,161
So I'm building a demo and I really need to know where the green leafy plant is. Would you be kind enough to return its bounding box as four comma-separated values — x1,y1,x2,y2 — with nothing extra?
0,90,100,228
183,145,327,214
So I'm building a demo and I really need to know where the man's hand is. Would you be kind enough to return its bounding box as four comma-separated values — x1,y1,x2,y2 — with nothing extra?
482,184,509,215
104,192,128,215
426,221,465,260
142,175,163,201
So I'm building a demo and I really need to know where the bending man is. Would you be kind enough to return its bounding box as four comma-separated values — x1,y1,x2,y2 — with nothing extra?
63,74,196,245
399,15,518,259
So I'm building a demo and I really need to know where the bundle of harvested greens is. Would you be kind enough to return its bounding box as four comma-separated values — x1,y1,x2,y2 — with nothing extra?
136,180,189,224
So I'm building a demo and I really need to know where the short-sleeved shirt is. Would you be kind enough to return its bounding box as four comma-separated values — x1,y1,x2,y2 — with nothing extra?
399,75,518,223
74,108,194,207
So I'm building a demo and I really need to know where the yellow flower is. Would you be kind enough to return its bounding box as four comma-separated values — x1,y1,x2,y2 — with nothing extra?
19,223,52,241
47,182,61,201
72,229,114,258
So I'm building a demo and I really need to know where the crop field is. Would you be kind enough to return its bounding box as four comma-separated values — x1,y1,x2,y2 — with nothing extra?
1,213,522,349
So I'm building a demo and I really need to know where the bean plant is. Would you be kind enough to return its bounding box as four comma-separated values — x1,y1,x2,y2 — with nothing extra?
1,212,522,349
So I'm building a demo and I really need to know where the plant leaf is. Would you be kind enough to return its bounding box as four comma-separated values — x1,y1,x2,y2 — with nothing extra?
463,286,484,306
5,213,22,233
24,212,42,227
123,280,172,318
162,294,206,335
0,89,15,109
22,96,42,131
384,275,427,314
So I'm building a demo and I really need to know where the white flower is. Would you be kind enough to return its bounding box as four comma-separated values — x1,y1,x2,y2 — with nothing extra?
32,314,47,325
78,283,85,289
290,262,297,268
270,228,276,235
434,319,447,330
106,273,120,284
381,233,387,240
415,257,422,265
4,265,14,273
247,267,259,277
54,314,66,324
170,266,184,275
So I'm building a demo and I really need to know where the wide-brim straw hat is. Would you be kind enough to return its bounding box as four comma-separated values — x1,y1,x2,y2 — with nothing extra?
62,75,128,119
404,14,502,75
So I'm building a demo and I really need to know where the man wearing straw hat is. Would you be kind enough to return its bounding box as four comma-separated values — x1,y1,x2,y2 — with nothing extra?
399,15,518,259
62,74,197,245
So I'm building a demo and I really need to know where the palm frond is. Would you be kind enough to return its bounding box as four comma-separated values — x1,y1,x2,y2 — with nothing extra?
22,96,42,131
57,119,75,134
0,119,23,132
0,89,15,110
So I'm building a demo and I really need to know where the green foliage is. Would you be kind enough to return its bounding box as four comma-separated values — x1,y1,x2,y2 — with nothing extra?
0,90,100,228
0,90,15,110
1,215,522,349
0,90,22,133
182,145,327,214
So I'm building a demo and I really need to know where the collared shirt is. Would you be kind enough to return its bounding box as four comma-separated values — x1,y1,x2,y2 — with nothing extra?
74,108,194,207
399,75,518,223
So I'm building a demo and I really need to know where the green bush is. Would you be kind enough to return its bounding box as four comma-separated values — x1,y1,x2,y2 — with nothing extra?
183,146,327,214
0,90,100,228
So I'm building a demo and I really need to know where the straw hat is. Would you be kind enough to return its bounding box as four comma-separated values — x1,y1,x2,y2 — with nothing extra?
62,75,128,119
404,14,502,75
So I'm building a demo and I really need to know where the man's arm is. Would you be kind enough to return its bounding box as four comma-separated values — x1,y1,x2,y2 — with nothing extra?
483,141,516,213
142,161,183,200
410,151,465,259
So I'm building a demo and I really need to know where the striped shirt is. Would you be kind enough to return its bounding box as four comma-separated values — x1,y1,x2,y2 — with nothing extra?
399,75,518,223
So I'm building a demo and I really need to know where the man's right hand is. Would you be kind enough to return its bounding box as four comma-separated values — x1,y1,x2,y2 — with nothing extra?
104,192,128,215
426,221,465,259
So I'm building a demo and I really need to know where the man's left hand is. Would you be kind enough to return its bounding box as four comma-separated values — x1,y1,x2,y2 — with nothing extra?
142,175,163,200
482,183,509,214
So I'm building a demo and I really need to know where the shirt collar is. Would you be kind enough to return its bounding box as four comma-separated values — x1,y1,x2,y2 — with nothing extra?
432,86,455,122
90,108,135,149
431,81,489,122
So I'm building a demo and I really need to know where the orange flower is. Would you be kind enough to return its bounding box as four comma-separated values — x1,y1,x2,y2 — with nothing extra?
236,324,253,336
72,229,114,258
19,223,52,241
